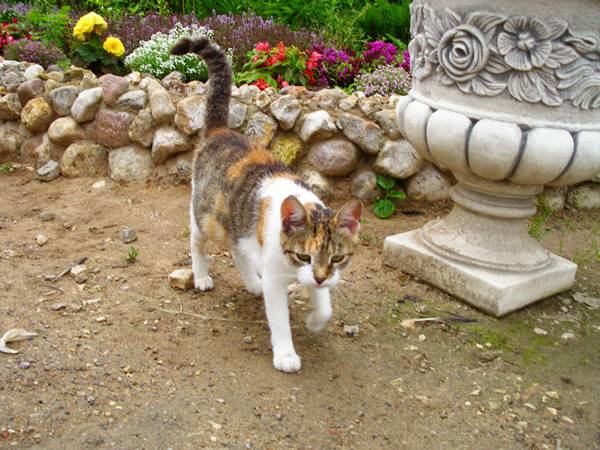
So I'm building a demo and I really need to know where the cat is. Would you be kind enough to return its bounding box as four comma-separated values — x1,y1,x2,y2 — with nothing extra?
171,38,362,373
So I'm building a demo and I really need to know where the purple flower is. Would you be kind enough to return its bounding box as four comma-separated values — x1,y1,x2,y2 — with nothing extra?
363,40,398,66
355,64,412,97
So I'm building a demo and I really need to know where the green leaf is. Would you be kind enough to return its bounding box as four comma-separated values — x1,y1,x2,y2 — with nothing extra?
373,199,395,219
376,174,395,190
388,189,406,200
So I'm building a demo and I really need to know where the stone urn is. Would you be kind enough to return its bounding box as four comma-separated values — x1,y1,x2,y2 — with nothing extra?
384,0,600,316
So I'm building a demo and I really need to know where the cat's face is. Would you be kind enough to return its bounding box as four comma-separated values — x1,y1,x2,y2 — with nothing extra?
280,196,362,288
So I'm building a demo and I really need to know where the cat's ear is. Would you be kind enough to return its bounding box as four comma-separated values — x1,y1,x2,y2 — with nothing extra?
281,195,307,233
333,199,362,236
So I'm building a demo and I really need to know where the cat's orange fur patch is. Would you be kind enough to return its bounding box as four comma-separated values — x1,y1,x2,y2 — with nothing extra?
206,127,231,138
201,214,228,244
256,198,271,247
227,148,278,180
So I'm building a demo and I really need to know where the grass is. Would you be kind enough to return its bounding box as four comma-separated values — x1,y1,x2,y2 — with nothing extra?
123,246,139,264
0,162,14,173
528,196,554,240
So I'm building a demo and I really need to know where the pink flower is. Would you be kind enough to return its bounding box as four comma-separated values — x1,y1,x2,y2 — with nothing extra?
255,41,270,52
281,81,289,88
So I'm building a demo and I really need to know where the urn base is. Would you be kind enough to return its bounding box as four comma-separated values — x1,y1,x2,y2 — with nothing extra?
383,230,576,317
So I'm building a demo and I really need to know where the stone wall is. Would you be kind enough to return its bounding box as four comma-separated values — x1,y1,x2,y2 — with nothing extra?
1,59,598,208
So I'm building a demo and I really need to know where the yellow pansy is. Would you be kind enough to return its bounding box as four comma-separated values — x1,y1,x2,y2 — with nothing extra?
103,36,125,58
73,12,107,41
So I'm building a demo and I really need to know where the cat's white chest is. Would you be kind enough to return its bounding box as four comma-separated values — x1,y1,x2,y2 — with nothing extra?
236,237,264,276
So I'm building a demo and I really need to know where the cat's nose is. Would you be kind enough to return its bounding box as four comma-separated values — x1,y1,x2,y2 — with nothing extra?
314,276,326,285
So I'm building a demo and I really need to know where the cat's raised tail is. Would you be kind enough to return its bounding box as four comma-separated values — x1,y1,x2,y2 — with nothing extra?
171,37,231,131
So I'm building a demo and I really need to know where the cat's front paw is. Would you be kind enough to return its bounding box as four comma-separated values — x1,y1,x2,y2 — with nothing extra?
305,311,330,333
194,275,214,291
244,281,262,297
273,352,301,373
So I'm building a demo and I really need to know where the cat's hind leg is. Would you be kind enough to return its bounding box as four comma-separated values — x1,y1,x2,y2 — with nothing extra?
190,207,213,291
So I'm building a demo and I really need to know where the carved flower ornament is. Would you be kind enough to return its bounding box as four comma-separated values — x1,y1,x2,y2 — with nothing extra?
409,4,600,109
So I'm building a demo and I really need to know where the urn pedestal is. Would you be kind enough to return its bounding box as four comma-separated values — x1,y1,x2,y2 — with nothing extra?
384,0,600,316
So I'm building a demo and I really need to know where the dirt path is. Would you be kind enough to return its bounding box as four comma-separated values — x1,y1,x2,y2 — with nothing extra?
1,172,599,449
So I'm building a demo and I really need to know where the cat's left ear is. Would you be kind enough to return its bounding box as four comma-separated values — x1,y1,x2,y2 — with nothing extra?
333,199,362,236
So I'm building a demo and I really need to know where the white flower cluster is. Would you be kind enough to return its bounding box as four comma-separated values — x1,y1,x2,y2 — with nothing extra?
125,23,232,81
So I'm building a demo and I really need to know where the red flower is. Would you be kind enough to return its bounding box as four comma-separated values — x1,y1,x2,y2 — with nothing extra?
262,55,279,67
251,78,270,91
277,42,285,61
11,17,17,23
255,41,270,52
2,22,7,27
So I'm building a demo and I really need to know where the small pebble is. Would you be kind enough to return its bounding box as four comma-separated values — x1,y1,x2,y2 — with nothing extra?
38,212,54,222
63,222,72,229
51,302,67,311
242,336,253,344
418,334,426,342
121,227,137,244
561,416,574,424
96,316,107,323
343,324,359,337
92,180,107,189
87,396,96,405
561,332,576,341
19,361,30,369
36,234,49,246
533,327,548,335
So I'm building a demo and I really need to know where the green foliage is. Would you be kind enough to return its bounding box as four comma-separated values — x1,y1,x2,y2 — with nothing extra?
124,23,222,81
236,43,311,89
0,162,14,173
528,196,554,240
124,246,139,264
373,174,405,219
26,5,72,52
359,0,411,43
71,34,125,75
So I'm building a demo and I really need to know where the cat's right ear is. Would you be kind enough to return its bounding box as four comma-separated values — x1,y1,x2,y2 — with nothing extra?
281,195,307,233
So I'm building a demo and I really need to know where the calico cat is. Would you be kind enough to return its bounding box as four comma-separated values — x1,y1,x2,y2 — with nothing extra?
171,38,362,373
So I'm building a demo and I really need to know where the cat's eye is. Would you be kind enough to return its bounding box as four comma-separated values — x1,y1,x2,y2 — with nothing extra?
296,253,311,262
331,255,345,263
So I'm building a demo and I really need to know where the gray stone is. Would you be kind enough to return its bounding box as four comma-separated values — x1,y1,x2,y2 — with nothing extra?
23,133,63,167
374,140,423,179
71,88,103,123
237,84,260,104
164,152,193,185
351,169,379,204
109,144,153,182
126,71,141,84
21,97,54,133
567,183,600,209
244,112,277,147
174,95,205,135
100,74,129,105
299,110,338,143
17,79,44,106
47,117,86,146
338,112,384,154
359,94,386,118
121,227,137,243
339,94,359,111
298,164,332,197
255,88,276,109
308,138,361,176
228,100,247,129
49,86,81,116
312,89,347,109
129,109,156,147
0,93,22,120
343,324,359,337
541,187,566,210
24,64,44,80
149,87,176,124
161,71,186,90
36,160,60,181
90,109,134,148
406,163,453,202
152,126,191,165
39,211,55,222
117,90,147,111
3,71,25,92
374,108,401,139
61,142,107,178
47,65,63,73
0,125,26,161
270,95,301,130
